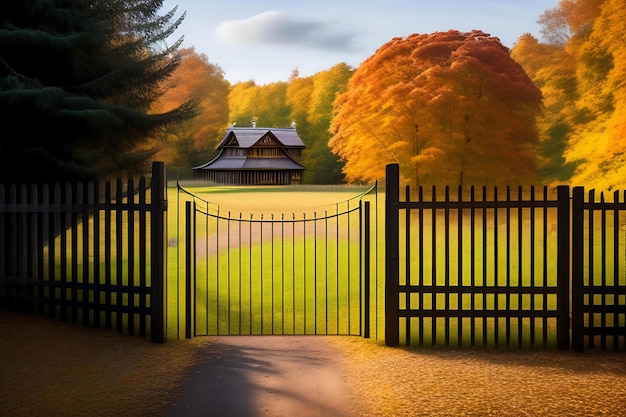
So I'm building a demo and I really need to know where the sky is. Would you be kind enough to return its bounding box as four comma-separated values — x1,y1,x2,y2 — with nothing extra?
163,0,560,85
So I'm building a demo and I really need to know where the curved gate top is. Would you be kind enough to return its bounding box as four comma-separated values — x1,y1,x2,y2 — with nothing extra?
172,184,378,339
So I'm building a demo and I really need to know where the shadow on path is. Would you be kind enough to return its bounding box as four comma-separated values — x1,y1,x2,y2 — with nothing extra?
165,336,354,417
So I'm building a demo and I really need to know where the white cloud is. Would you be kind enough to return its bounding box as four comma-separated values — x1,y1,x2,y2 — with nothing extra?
215,11,357,52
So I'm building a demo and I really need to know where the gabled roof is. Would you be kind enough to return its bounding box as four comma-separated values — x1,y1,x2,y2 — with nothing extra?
218,127,305,149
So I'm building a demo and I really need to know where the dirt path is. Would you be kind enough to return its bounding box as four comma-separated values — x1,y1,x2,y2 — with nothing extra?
2,311,626,417
165,336,355,417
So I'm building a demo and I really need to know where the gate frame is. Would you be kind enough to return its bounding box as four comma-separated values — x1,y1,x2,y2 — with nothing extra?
182,187,374,339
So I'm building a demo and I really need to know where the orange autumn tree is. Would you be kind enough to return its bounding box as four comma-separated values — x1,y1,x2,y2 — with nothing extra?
329,30,543,187
150,48,230,175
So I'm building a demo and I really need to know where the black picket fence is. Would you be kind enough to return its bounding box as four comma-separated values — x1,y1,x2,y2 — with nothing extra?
0,162,167,342
385,163,626,351
3,161,624,350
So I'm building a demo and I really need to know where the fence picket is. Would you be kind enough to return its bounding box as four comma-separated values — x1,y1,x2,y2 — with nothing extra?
104,181,112,330
127,178,135,336
36,184,46,315
19,185,28,306
46,184,56,318
90,182,101,329
571,186,584,350
71,183,79,323
8,186,17,306
138,177,147,337
81,183,89,327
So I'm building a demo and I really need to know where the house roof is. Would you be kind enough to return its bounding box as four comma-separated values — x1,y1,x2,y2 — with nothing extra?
193,156,305,171
192,126,306,172
218,127,305,149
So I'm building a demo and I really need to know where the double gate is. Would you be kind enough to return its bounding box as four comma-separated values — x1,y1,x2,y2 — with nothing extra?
178,185,376,338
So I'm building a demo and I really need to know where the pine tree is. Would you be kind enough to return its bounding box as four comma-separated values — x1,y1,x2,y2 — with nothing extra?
0,0,194,183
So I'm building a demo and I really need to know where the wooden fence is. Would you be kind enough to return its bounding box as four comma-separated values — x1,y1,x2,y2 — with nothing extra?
385,163,626,351
572,187,626,350
0,162,167,342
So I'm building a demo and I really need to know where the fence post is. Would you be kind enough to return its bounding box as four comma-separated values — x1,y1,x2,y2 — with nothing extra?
571,187,585,351
363,200,371,339
150,162,167,343
385,164,400,346
556,185,570,350
185,201,196,339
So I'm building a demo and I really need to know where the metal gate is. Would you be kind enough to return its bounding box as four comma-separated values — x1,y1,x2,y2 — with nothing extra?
178,185,375,338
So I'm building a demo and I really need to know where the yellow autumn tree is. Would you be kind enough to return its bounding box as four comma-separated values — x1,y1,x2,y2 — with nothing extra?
329,30,543,187
564,0,626,189
227,65,352,184
511,33,578,182
299,63,353,183
228,81,290,128
524,0,626,190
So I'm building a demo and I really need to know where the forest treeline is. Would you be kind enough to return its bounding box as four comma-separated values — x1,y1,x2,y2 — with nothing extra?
152,60,353,184
2,0,624,188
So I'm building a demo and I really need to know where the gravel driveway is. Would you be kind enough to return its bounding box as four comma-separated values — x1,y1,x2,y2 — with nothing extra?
2,311,625,417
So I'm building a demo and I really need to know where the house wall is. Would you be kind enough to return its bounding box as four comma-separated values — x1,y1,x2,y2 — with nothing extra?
193,170,302,185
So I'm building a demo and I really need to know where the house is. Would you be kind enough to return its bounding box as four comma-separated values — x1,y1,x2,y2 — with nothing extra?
192,125,306,185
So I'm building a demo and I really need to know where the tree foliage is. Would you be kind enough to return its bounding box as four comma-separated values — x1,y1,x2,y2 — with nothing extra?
329,30,542,187
149,48,229,177
538,0,603,46
0,0,193,183
511,33,578,182
514,0,626,190
287,63,353,184
228,81,290,128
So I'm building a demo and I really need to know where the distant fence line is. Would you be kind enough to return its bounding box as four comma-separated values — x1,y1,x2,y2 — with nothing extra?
385,163,626,351
0,162,167,342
